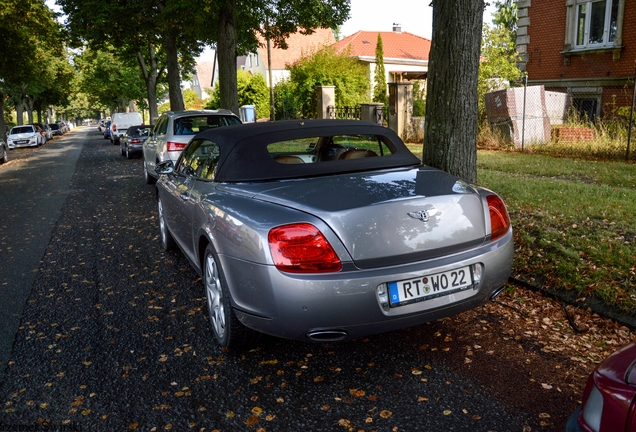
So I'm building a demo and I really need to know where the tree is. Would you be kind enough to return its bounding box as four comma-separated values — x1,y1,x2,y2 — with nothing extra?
478,23,522,121
206,71,270,119
373,34,387,105
237,71,270,119
492,0,518,37
0,0,67,137
212,0,351,115
58,0,203,118
183,89,204,110
423,0,484,183
74,47,146,114
273,79,299,120
288,46,369,118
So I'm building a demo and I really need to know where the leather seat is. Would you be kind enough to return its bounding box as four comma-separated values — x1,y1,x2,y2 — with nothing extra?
339,149,378,160
274,155,305,164
317,144,347,161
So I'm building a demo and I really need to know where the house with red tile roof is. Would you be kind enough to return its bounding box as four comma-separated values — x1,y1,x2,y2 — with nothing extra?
242,28,336,86
332,25,431,98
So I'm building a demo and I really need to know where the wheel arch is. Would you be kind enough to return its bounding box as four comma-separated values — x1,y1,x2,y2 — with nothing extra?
198,234,211,273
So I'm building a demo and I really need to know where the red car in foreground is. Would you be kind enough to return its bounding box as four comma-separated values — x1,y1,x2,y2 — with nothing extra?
566,341,636,432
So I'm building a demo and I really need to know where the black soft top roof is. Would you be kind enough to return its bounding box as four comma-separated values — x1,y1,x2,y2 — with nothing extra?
191,119,422,182
127,124,151,134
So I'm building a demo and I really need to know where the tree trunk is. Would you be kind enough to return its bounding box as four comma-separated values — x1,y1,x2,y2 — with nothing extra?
217,0,239,115
164,32,185,112
0,92,6,142
137,44,161,124
423,0,484,183
16,101,24,126
24,90,34,124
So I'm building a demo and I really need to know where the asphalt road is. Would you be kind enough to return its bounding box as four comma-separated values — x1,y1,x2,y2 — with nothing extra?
0,127,549,431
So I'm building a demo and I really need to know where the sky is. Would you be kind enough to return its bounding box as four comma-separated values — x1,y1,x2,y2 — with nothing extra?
44,0,496,61
340,0,497,39
199,2,496,61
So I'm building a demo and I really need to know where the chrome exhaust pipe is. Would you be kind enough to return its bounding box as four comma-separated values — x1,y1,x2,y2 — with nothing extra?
306,330,348,342
490,286,506,300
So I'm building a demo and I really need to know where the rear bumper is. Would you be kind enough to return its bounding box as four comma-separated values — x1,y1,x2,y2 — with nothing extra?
127,144,144,153
223,231,514,341
565,407,585,432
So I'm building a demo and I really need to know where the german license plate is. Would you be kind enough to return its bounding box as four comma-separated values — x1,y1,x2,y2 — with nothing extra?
388,266,474,307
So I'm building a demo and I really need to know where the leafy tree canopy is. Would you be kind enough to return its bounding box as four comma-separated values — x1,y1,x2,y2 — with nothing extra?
207,70,271,120
288,46,369,118
373,33,387,105
478,10,522,120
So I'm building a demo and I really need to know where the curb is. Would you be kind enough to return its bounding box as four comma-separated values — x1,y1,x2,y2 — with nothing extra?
509,276,636,331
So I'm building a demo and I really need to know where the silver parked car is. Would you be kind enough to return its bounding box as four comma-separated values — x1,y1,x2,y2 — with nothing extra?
142,109,241,184
34,123,53,141
154,120,514,348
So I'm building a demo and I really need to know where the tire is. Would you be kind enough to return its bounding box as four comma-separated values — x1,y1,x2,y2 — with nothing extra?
203,244,257,348
144,160,157,184
126,146,132,159
157,198,176,251
1,148,7,163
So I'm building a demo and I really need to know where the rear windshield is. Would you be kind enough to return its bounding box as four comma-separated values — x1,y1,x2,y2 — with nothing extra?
174,115,241,136
129,126,151,137
266,134,395,164
11,126,34,134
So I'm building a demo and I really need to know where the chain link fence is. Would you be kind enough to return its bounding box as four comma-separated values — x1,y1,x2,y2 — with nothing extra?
482,83,636,161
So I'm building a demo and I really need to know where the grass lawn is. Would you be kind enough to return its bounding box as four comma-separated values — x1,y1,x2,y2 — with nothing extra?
476,151,636,314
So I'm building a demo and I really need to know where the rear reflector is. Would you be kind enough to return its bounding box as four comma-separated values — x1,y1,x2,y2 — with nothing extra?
268,223,342,273
167,141,187,152
487,195,511,241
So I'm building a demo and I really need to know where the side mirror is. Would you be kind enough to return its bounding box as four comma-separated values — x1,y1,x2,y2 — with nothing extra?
155,160,174,175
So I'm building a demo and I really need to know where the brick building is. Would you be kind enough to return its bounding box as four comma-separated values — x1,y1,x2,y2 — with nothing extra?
516,0,634,120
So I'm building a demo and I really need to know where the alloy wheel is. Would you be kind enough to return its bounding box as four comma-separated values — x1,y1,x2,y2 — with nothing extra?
205,253,226,339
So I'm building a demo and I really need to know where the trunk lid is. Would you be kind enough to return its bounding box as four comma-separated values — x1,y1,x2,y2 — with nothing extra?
240,168,488,268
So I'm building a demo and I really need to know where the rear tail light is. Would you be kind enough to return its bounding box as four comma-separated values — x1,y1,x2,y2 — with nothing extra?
268,223,342,273
112,124,117,132
167,141,187,152
487,195,511,241
130,139,141,144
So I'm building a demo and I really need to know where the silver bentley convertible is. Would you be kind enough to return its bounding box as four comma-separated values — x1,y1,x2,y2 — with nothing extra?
155,120,513,347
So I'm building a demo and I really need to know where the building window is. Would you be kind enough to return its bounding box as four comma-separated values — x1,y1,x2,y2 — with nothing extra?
572,0,622,49
572,97,598,121
568,87,602,121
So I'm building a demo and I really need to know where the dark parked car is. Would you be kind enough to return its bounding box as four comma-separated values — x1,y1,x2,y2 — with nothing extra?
48,123,62,136
103,121,111,139
0,138,7,163
154,120,513,348
566,341,636,432
120,125,152,159
34,123,52,140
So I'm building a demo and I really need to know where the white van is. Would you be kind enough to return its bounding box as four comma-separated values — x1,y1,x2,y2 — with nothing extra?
110,112,143,145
